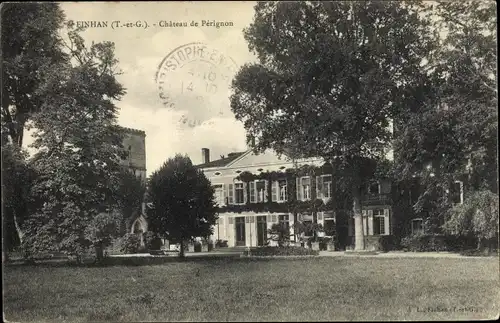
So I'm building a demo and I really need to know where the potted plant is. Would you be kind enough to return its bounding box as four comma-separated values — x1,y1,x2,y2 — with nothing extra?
201,237,209,252
326,236,336,251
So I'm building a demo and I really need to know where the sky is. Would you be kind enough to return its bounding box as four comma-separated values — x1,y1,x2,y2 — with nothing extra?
27,2,259,176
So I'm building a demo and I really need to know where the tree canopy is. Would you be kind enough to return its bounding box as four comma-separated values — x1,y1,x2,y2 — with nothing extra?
147,154,217,257
231,1,435,250
19,19,127,261
1,3,68,147
393,1,497,233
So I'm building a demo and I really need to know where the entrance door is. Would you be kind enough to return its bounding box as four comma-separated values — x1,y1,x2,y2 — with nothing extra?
235,217,246,246
257,216,267,246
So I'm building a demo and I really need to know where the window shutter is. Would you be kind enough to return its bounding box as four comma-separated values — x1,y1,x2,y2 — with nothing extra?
245,216,250,223
267,215,272,222
271,181,277,202
367,209,373,217
271,214,277,222
219,218,224,225
250,216,255,223
362,210,367,217
227,184,234,204
296,177,303,201
243,182,248,204
384,208,390,235
228,217,233,224
264,180,269,202
363,216,368,236
249,182,256,203
316,176,323,198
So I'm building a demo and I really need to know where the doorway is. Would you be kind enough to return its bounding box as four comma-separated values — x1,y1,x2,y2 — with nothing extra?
257,216,267,246
235,217,246,246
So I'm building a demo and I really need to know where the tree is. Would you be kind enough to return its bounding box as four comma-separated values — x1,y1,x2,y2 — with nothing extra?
231,1,434,250
1,3,68,247
1,3,67,147
22,28,126,262
84,210,122,262
394,1,497,230
147,154,217,258
443,190,499,251
1,144,36,261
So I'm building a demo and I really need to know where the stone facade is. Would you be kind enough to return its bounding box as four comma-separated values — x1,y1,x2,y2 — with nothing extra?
118,126,148,235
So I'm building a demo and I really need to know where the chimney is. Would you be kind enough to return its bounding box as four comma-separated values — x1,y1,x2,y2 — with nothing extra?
201,148,210,164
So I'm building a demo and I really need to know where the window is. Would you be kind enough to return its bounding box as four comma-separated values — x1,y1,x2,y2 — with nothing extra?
297,176,311,201
303,220,314,236
450,181,463,204
409,180,420,205
213,184,224,206
324,212,335,236
411,218,424,234
368,181,380,195
279,214,290,237
272,179,288,202
256,180,266,202
373,209,385,235
317,175,332,199
234,183,245,204
250,180,267,203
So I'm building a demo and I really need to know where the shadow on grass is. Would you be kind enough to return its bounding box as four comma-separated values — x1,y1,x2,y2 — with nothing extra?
4,254,296,269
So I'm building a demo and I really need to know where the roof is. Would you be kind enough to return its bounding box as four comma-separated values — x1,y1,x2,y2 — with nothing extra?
118,126,146,136
195,151,247,169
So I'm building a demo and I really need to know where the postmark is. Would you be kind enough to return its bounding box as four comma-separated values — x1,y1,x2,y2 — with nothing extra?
155,42,238,127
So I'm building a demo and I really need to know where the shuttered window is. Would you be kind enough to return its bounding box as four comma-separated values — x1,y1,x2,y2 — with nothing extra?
227,184,234,204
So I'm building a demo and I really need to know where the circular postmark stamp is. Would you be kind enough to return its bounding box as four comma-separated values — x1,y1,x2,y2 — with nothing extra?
155,42,238,128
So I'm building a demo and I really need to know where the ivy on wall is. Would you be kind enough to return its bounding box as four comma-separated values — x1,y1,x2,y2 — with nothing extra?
217,163,337,214
218,161,393,215
217,198,336,215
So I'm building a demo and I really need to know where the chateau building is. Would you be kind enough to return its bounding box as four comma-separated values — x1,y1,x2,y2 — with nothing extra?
196,148,394,250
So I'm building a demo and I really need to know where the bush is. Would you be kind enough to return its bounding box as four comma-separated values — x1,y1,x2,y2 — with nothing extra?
400,233,449,252
120,233,142,254
244,246,319,257
143,232,162,250
215,239,228,248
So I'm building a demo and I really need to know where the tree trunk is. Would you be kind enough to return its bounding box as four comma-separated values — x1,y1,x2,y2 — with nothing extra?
13,212,24,245
352,185,365,251
15,113,26,147
179,240,185,258
95,243,104,263
476,237,482,251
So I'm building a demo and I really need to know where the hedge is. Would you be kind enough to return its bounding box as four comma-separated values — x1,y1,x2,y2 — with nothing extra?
243,246,319,257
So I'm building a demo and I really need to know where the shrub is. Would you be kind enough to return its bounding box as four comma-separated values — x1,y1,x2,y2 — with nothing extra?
215,239,228,248
120,233,142,254
244,246,319,257
400,233,449,252
267,223,291,247
143,231,162,250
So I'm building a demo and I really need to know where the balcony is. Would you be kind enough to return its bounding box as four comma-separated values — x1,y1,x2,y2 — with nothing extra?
362,193,392,206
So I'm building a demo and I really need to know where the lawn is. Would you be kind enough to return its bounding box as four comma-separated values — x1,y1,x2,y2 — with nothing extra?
4,256,499,322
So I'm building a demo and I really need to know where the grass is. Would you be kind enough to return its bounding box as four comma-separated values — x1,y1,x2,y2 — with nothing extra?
4,257,499,322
